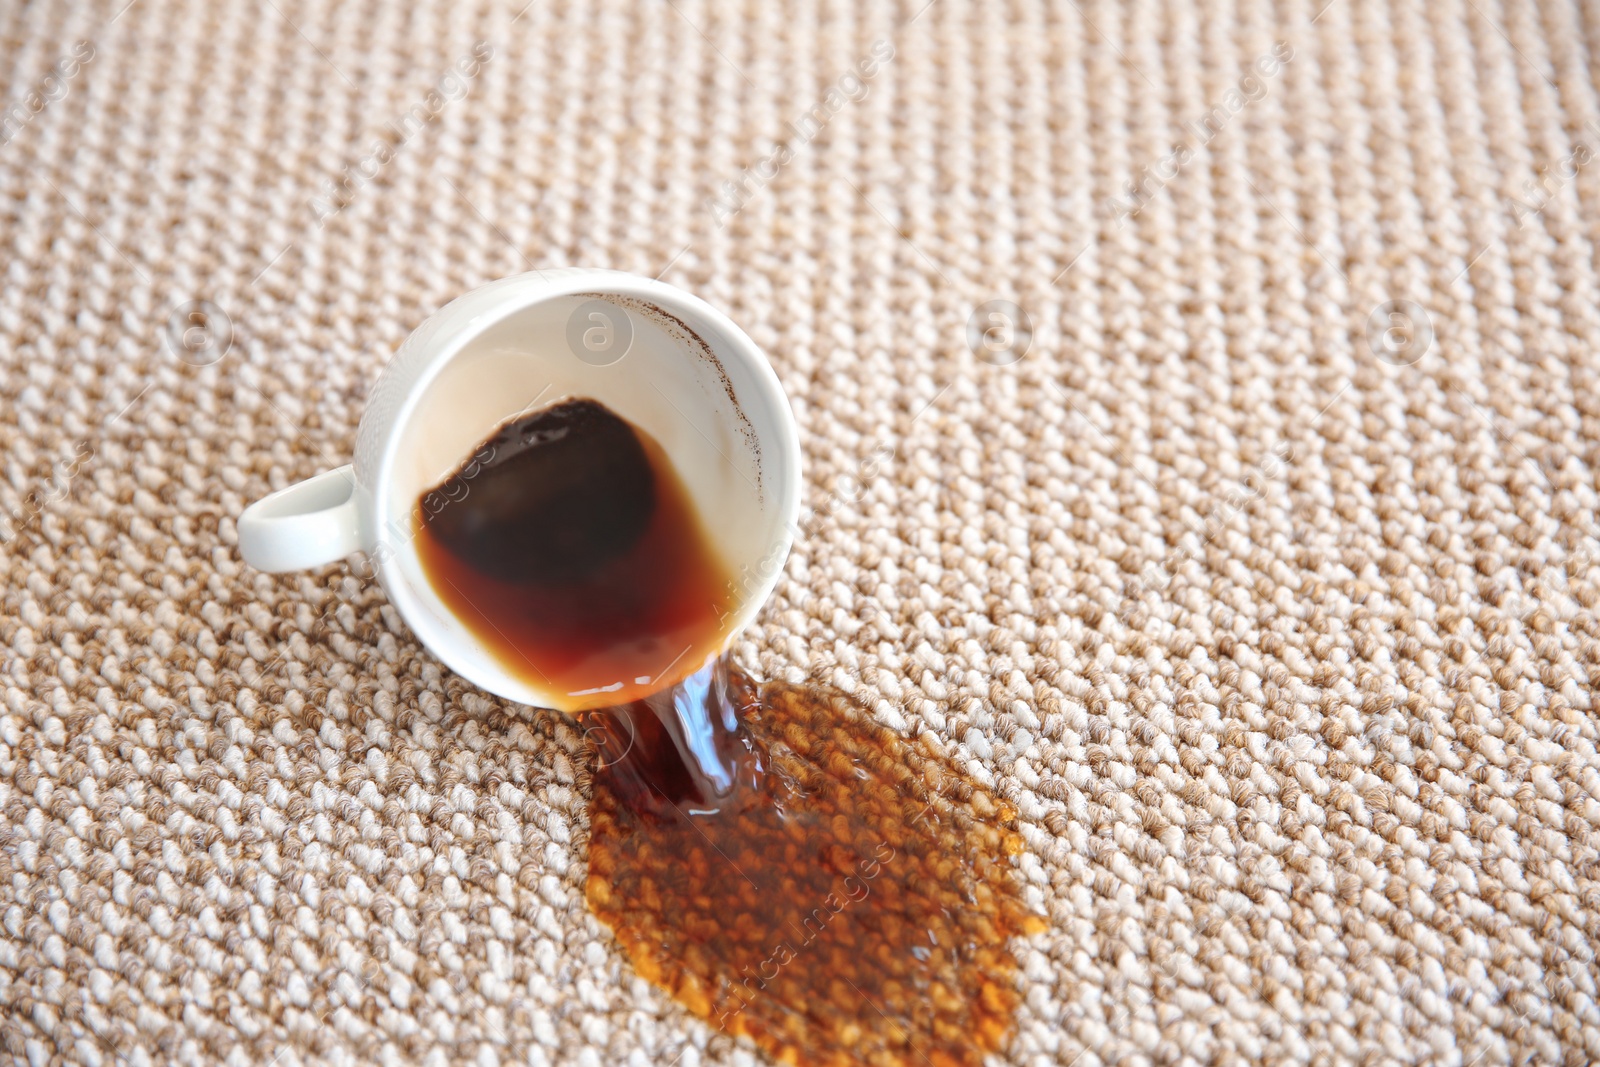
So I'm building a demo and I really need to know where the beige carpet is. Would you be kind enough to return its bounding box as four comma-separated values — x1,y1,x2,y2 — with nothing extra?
2,0,1599,1063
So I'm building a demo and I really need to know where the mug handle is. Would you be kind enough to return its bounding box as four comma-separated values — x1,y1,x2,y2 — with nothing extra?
237,465,363,573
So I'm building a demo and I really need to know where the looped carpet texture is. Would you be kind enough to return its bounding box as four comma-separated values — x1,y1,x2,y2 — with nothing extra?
1,0,1599,1064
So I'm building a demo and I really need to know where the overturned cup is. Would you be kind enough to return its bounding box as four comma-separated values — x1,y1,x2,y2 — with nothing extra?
237,269,802,712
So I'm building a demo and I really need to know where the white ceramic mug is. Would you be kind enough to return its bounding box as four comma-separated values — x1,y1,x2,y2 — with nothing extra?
237,269,802,712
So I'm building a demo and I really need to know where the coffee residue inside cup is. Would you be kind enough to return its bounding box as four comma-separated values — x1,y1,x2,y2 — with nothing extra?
415,399,1041,1066
415,398,733,707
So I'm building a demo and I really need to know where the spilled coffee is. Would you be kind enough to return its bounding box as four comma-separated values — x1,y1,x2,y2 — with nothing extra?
583,656,1043,1067
415,398,1039,1066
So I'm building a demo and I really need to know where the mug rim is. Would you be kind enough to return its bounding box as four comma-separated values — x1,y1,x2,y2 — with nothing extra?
359,268,802,710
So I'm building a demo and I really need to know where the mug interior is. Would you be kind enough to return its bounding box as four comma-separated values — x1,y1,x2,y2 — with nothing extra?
375,284,797,710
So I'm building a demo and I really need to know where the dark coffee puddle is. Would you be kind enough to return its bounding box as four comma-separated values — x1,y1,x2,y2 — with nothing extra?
581,656,1041,1066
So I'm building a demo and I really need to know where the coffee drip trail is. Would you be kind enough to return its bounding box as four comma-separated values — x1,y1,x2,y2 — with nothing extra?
578,651,766,818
